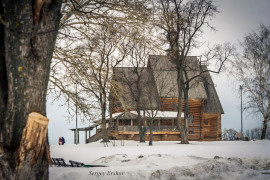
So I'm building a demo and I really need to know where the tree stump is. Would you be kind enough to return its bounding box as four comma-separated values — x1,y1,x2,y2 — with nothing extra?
16,112,49,168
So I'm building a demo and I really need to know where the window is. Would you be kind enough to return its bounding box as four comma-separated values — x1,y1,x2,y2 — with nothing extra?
188,114,194,123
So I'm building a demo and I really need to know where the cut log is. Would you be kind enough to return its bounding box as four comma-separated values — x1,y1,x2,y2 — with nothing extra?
16,112,49,168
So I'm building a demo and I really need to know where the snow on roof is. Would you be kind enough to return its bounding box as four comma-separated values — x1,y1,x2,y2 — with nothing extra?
113,111,184,119
93,111,184,123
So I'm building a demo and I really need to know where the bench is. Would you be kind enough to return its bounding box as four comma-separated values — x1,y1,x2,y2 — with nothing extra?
52,158,108,167
51,158,71,167
69,160,84,167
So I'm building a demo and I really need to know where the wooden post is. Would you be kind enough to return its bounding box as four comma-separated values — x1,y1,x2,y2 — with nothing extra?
77,131,79,144
16,112,49,168
158,119,160,131
85,130,87,144
74,131,76,144
131,119,133,126
172,119,174,127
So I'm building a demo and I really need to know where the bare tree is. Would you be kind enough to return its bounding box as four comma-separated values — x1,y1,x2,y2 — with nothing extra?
143,69,159,146
231,24,270,139
121,38,150,143
145,66,176,146
251,128,262,140
222,128,237,141
180,43,235,143
153,0,218,144
50,0,152,142
50,18,133,142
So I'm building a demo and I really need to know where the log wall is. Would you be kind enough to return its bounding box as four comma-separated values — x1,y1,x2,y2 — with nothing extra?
110,97,222,141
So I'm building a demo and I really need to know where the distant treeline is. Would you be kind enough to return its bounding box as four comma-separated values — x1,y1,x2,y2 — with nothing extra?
222,127,270,141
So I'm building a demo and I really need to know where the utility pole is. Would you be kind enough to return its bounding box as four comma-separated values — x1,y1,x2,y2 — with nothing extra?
75,80,78,145
240,85,243,139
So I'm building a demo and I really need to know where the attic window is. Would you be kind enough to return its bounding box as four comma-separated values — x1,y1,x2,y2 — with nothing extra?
189,131,194,134
204,121,208,125
188,114,194,123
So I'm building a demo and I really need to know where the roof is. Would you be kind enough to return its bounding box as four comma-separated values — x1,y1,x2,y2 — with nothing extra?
148,55,207,99
111,55,224,114
148,55,224,114
201,65,224,114
112,67,160,110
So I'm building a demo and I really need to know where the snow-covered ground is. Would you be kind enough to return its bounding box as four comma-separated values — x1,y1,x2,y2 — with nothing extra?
50,140,270,180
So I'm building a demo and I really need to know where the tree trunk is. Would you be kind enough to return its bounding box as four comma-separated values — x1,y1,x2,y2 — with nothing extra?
182,84,190,144
137,109,145,142
261,117,268,139
149,119,153,146
101,100,109,142
0,1,62,179
176,63,186,144
167,30,187,144
0,0,7,153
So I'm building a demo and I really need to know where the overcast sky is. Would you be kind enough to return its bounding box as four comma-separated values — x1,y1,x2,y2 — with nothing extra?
47,0,270,145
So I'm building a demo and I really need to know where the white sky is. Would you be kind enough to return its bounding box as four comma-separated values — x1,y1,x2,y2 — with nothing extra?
47,0,270,145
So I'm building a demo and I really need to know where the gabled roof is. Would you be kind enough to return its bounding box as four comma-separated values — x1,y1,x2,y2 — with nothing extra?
112,67,160,111
111,55,224,114
201,65,224,114
148,55,207,99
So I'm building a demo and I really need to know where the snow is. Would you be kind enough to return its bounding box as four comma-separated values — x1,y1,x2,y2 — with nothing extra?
112,111,184,118
127,110,184,118
50,140,270,180
94,111,183,123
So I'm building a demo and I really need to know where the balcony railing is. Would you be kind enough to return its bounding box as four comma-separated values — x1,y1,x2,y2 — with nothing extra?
113,126,179,132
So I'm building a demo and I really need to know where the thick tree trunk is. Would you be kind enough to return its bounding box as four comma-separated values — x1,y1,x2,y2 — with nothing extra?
137,109,146,142
182,84,190,144
176,64,186,144
261,117,268,139
142,127,147,142
0,1,62,179
0,0,7,151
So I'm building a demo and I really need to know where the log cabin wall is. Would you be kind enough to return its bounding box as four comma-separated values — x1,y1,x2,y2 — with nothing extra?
110,96,221,141
160,98,203,140
160,98,221,141
201,113,221,141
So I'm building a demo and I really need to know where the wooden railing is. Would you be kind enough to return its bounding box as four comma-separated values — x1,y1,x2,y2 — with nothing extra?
114,126,179,132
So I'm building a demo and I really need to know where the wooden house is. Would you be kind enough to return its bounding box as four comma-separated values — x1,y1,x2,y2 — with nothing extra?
108,55,224,141
69,55,223,143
